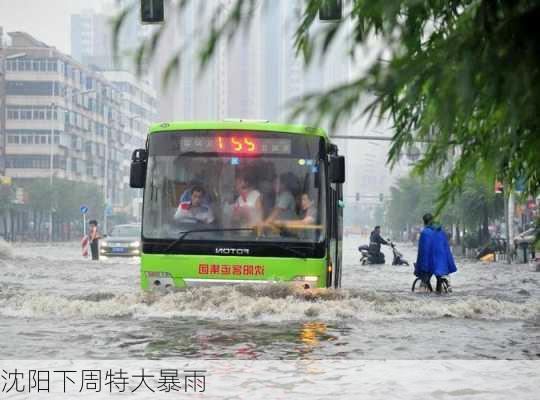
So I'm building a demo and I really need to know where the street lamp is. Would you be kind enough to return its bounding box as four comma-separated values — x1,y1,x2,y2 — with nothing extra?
48,77,58,245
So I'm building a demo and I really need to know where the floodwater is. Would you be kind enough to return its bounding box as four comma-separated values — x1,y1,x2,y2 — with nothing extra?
0,235,539,360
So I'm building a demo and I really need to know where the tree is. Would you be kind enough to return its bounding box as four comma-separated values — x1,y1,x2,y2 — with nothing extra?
19,178,104,240
115,0,540,208
386,171,504,246
20,178,52,240
0,185,14,238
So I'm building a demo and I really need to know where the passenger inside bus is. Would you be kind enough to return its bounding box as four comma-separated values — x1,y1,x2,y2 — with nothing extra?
263,172,299,225
298,192,317,224
270,192,318,229
231,171,263,228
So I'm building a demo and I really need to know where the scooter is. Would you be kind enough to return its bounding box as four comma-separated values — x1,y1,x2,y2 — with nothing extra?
359,245,384,265
359,241,409,266
390,242,409,266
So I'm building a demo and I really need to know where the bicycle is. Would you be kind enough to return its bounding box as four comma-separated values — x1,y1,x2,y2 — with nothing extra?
411,275,451,293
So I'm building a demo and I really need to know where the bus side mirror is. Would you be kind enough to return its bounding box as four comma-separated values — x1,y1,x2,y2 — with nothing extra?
330,156,345,183
130,149,147,188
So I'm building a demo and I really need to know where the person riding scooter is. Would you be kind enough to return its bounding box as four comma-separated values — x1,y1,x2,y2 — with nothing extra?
368,226,389,264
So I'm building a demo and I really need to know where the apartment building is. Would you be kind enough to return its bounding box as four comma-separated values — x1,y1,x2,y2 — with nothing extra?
104,69,157,206
1,31,157,212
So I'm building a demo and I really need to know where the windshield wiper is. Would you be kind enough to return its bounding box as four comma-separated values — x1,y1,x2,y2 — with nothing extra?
164,228,255,252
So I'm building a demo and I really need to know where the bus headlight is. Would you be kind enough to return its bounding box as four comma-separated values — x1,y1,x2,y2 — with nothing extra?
129,241,140,247
101,240,108,247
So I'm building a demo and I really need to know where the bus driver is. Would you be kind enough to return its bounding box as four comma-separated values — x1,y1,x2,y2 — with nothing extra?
174,186,215,224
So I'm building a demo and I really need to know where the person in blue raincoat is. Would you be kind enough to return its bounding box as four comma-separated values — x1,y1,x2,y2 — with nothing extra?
415,213,457,292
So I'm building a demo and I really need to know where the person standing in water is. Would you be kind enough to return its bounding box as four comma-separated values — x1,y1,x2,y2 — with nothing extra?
88,220,101,260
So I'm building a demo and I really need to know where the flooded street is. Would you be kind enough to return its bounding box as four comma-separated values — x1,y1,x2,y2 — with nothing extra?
0,236,539,360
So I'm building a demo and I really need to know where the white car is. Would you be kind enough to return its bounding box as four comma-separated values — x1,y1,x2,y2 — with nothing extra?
100,224,141,257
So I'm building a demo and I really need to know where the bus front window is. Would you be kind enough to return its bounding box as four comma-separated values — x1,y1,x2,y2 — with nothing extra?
142,131,325,243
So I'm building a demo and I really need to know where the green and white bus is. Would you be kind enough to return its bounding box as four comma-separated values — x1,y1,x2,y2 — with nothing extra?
130,120,345,290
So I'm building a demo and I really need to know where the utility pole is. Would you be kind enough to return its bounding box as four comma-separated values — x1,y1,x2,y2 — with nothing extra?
504,187,515,264
49,78,55,245
104,108,109,235
507,191,515,264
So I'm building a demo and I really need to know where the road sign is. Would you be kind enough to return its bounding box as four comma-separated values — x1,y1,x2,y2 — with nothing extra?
80,205,88,214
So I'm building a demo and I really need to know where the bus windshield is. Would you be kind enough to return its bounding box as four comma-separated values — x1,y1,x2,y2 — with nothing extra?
142,130,325,243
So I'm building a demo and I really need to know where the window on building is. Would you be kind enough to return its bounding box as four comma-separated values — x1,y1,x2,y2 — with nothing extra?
72,158,78,173
47,60,58,72
7,81,56,96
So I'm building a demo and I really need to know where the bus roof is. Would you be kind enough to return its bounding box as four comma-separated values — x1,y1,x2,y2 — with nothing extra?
148,120,328,139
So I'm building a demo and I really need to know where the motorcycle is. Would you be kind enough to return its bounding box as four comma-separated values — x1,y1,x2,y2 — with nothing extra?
359,241,409,266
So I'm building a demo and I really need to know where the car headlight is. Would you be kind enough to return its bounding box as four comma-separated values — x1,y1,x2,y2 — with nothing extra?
130,240,140,247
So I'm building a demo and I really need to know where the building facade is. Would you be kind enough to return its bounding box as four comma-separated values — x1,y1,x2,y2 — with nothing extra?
103,70,157,210
1,31,157,222
71,6,146,73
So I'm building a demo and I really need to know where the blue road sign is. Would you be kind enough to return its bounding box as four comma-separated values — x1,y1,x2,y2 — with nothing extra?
80,205,88,214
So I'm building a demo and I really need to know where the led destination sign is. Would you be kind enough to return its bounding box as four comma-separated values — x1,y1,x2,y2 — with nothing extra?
180,135,292,155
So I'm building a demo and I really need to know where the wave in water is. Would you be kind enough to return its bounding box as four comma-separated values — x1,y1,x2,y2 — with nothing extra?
1,285,539,322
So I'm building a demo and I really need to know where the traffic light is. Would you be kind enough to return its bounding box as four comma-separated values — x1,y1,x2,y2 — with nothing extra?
141,0,164,24
379,193,384,202
355,192,360,202
319,0,342,21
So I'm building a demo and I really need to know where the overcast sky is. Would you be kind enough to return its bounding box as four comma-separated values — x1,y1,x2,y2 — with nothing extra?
0,0,110,53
